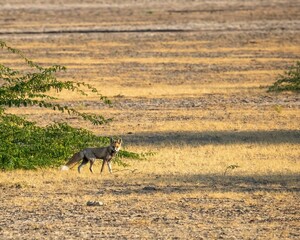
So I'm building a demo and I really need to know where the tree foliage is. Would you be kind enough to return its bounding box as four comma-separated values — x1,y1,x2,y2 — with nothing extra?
268,61,300,93
0,41,139,170
0,40,111,125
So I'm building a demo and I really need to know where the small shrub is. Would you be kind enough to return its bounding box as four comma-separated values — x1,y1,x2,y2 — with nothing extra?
268,61,300,93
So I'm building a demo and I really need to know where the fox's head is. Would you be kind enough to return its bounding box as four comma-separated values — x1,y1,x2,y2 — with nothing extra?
110,137,122,153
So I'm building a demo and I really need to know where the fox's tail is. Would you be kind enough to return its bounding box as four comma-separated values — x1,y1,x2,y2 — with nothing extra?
60,151,83,171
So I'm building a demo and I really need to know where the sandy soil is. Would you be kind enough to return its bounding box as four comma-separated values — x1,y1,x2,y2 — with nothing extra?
0,170,299,239
0,0,300,239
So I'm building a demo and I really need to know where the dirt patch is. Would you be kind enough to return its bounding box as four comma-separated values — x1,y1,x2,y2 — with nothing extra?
1,172,299,239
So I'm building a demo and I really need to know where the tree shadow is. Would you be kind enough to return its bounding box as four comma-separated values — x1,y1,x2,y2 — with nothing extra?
98,173,299,196
121,130,300,146
105,129,300,196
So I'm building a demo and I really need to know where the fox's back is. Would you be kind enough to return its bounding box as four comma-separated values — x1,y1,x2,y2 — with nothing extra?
83,147,110,159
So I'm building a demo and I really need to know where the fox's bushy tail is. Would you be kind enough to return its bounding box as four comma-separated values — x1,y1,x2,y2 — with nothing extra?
61,151,83,171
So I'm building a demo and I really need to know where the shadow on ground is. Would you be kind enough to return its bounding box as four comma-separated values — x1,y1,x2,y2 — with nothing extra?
97,173,300,196
121,130,300,146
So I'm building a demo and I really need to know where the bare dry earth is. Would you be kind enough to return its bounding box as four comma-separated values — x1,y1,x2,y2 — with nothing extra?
0,0,300,239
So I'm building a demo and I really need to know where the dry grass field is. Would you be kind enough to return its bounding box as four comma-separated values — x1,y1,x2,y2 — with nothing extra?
0,0,300,239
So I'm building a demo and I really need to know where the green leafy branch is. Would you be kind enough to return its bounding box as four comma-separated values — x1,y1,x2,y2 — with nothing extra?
0,40,110,125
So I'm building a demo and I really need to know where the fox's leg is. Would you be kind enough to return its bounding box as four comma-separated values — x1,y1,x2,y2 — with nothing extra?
89,159,95,173
107,161,112,173
78,157,89,173
100,160,106,174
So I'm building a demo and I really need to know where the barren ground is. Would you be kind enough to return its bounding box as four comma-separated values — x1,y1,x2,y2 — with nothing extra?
0,0,300,239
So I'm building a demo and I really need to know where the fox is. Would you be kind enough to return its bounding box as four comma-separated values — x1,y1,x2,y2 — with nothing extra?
61,137,122,174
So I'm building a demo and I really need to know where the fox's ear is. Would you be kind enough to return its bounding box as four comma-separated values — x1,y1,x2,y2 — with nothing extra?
118,138,122,143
